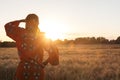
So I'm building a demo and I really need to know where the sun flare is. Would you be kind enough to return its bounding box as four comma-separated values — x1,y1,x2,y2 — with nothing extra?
40,19,67,40
45,32,64,40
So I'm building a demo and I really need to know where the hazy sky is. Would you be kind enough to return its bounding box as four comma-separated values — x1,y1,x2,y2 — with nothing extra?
0,0,120,41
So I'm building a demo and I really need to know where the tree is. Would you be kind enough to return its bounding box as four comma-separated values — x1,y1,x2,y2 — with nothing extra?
115,36,120,44
96,37,109,44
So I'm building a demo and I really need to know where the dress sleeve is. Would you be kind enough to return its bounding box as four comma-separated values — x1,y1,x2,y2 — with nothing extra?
4,21,20,41
43,39,59,65
37,32,59,65
47,43,59,65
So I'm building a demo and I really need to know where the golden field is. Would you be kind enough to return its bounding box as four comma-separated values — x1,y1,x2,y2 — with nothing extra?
0,44,120,80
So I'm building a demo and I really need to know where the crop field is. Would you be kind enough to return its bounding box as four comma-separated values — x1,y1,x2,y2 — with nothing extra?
0,44,120,80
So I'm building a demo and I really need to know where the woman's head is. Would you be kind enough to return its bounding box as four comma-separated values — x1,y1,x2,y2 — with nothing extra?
25,14,39,32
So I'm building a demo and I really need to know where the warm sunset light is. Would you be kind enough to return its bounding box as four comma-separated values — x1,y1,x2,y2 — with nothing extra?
40,19,67,40
0,0,120,41
45,32,64,40
0,1,120,80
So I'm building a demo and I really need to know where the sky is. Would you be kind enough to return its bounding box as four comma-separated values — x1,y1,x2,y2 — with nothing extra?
0,0,120,41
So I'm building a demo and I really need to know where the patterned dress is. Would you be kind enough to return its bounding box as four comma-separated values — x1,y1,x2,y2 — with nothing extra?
5,21,48,80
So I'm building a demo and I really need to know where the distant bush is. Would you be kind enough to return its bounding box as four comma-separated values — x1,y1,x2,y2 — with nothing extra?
0,41,16,47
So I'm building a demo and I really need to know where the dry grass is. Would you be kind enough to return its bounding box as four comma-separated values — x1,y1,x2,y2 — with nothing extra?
0,44,120,80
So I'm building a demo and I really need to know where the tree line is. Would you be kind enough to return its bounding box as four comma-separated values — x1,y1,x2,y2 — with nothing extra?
0,41,16,47
0,36,120,47
54,36,120,45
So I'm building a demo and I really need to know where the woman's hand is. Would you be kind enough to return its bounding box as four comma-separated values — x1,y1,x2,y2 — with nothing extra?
18,19,26,22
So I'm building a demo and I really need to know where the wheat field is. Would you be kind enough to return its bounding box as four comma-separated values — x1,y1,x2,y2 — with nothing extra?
0,44,120,80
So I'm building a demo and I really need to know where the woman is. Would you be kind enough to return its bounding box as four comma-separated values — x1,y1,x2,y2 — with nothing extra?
4,14,59,80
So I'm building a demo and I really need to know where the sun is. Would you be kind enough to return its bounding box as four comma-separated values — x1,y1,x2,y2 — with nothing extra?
45,32,64,40
40,19,67,40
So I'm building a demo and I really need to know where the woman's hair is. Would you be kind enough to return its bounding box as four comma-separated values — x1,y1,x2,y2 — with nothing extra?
25,14,39,24
25,14,40,32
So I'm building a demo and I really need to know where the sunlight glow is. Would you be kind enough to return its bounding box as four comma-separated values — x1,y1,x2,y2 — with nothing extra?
40,19,68,40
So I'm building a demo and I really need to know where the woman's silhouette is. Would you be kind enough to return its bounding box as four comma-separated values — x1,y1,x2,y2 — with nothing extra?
4,14,59,80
